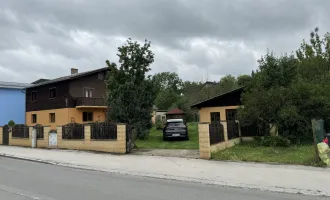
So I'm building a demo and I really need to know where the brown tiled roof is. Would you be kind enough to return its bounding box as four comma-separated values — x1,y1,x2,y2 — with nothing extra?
167,108,184,115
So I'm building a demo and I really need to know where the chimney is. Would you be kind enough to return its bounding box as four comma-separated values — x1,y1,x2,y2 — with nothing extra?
71,68,78,75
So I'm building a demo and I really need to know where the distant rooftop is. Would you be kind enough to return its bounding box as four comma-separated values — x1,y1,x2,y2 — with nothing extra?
0,81,31,89
167,108,184,115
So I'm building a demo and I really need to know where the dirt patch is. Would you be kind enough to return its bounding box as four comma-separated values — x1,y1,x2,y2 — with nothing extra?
131,149,199,159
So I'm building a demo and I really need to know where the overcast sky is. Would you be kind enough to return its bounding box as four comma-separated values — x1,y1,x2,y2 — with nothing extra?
1,0,329,83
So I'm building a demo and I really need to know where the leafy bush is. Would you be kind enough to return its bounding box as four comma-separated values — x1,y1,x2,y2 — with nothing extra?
253,136,290,147
8,120,15,126
155,115,164,130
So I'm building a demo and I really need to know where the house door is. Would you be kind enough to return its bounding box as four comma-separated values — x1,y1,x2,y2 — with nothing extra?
2,125,9,145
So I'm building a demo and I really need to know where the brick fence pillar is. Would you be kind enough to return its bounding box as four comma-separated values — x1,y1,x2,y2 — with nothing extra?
57,126,62,147
84,125,91,146
116,124,126,154
44,126,51,147
198,123,211,159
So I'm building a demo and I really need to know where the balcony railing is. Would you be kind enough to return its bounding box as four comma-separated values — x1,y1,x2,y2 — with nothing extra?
76,97,106,107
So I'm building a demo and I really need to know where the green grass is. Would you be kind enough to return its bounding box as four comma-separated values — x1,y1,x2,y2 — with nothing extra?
212,142,325,167
135,122,199,149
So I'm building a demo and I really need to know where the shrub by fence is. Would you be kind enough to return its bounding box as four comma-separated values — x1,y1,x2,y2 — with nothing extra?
62,123,84,139
209,122,225,145
12,124,29,138
90,122,117,140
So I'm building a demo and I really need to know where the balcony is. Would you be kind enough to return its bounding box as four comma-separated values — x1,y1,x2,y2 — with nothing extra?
75,97,107,109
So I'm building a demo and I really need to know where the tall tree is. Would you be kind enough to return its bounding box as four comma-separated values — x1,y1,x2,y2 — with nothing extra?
153,72,183,110
106,39,157,139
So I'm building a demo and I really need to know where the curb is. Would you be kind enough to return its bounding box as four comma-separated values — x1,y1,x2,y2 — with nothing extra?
0,153,329,197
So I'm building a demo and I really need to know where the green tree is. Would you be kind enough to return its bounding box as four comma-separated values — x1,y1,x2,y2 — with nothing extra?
106,38,157,139
239,27,330,146
153,72,183,110
237,74,252,87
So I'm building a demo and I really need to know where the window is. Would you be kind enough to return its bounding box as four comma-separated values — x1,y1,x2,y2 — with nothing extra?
210,112,220,122
31,114,37,124
226,109,237,120
31,92,37,101
83,112,93,122
49,113,55,123
84,88,94,97
98,73,104,80
49,88,57,99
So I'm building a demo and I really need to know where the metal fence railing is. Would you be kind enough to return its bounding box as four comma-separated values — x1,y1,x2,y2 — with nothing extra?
209,122,225,145
227,120,240,140
35,124,44,139
12,124,29,138
90,122,117,140
62,123,85,139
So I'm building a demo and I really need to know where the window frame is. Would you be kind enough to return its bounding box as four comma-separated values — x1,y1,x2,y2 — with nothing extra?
210,112,220,122
31,114,37,124
83,112,93,122
49,113,56,123
84,87,94,98
225,109,238,121
49,87,57,99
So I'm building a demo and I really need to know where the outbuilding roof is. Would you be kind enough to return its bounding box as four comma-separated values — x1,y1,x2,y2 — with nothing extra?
191,87,245,109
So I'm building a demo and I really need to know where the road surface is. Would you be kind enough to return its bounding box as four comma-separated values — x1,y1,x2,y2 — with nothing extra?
0,157,326,200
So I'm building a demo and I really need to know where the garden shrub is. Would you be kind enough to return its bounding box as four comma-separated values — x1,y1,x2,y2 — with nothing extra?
252,136,290,147
155,115,164,130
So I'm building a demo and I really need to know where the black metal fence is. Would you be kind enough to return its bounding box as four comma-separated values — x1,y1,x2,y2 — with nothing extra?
12,124,29,138
35,124,44,139
209,122,225,145
227,120,240,140
240,123,267,137
62,123,85,139
91,122,117,140
126,124,133,153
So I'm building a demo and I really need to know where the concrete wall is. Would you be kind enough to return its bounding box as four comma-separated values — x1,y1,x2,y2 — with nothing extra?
0,88,26,125
9,127,32,147
57,124,126,154
26,108,106,129
198,121,241,159
199,106,239,122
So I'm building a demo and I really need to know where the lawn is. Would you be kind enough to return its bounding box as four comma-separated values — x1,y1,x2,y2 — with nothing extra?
134,122,199,149
211,142,324,166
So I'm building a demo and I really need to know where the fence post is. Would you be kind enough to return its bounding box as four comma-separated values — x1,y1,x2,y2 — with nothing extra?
198,122,211,159
57,126,62,148
0,126,2,145
116,124,126,154
84,125,91,145
44,126,50,147
221,121,228,141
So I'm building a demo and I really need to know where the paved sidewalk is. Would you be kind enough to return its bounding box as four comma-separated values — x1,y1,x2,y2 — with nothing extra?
0,146,329,197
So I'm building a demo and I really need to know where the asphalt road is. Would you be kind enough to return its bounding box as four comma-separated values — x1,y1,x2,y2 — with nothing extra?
0,157,326,200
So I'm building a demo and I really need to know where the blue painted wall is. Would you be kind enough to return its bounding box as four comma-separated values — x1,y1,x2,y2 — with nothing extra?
0,88,26,125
